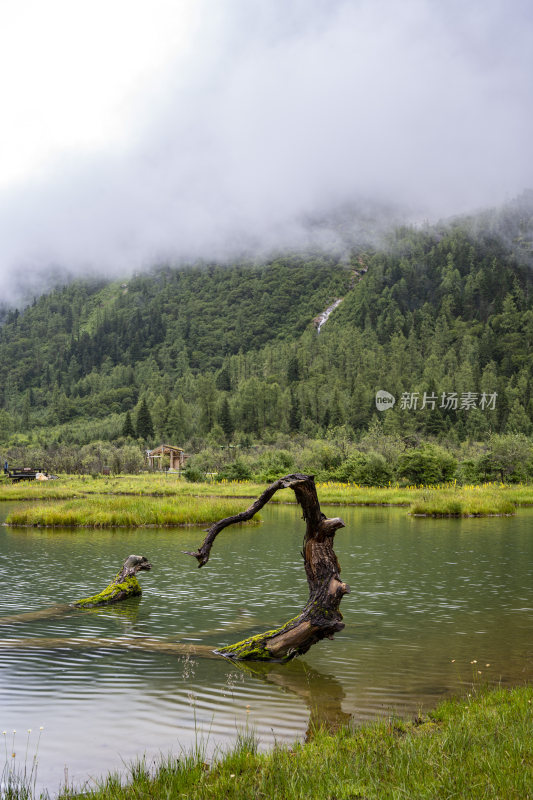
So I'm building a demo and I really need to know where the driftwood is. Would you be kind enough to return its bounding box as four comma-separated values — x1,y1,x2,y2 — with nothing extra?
185,473,349,663
0,555,152,625
0,637,220,658
73,554,152,608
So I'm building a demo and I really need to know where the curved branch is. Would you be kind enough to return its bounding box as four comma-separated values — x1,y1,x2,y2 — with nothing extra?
186,474,350,662
183,473,312,567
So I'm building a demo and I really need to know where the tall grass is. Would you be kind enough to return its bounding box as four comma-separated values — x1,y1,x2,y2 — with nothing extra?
410,487,516,516
3,474,533,516
55,686,533,800
6,495,259,528
0,475,265,502
1,729,43,800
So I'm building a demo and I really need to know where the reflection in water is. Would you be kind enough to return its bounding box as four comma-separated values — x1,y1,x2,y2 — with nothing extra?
0,502,532,794
0,603,75,626
0,597,144,628
237,660,352,738
83,596,142,627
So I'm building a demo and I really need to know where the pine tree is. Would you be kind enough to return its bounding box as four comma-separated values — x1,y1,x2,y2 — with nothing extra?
219,396,234,441
136,399,154,440
288,391,301,432
286,355,300,384
122,410,136,438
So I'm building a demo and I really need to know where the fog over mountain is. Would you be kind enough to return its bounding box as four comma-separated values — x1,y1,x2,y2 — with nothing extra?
1,0,532,304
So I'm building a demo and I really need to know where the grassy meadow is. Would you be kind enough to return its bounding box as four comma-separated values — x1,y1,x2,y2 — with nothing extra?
2,474,533,521
5,494,259,528
0,473,264,501
48,685,532,800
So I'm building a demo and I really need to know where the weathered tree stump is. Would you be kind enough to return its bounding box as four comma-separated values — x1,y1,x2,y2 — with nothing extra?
185,474,349,663
0,555,152,625
74,554,152,608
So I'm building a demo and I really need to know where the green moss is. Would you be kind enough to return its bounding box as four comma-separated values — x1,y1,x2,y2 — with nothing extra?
216,616,301,662
74,575,142,608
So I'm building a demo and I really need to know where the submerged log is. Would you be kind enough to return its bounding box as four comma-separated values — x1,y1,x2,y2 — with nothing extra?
74,554,152,608
0,555,152,625
0,636,219,658
185,473,349,663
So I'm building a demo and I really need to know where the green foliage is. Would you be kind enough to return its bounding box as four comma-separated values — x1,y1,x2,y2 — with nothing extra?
121,411,135,438
334,451,393,485
1,201,533,456
479,433,533,482
253,449,295,482
214,458,253,482
396,445,457,485
183,465,205,483
218,396,234,441
135,398,154,441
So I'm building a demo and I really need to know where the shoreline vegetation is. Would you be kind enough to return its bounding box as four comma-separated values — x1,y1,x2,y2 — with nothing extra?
2,474,533,522
4,494,260,528
16,686,524,800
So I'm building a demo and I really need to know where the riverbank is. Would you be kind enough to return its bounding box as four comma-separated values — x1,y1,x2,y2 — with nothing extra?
2,475,533,517
53,685,532,800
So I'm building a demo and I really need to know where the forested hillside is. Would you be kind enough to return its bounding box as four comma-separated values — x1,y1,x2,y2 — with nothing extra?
1,196,533,478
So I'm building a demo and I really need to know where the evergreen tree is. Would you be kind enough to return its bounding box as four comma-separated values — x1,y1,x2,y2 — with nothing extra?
219,397,234,441
286,355,300,384
289,391,301,432
136,399,154,440
216,365,232,391
122,410,135,438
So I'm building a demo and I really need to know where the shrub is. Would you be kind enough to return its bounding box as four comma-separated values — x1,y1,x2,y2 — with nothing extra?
455,458,481,483
215,459,253,482
396,444,457,485
183,465,205,482
334,451,393,485
252,449,295,482
296,442,342,479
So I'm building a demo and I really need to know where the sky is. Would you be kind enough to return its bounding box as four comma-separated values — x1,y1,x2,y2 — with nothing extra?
0,0,532,303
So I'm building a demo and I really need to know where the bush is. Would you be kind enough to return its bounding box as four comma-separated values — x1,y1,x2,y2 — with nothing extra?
396,445,457,485
215,459,253,482
455,458,481,483
335,451,393,485
296,442,342,479
252,449,295,482
481,434,533,482
183,465,205,483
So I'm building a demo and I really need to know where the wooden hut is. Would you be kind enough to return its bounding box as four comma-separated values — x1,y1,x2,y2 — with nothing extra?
146,444,186,471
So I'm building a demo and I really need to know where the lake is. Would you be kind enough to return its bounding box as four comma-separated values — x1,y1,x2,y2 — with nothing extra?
1,501,532,795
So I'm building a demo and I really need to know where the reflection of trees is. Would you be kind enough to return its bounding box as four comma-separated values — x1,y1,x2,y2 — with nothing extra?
235,659,352,739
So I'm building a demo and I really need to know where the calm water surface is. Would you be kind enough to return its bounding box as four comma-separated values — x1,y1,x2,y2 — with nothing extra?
0,502,532,794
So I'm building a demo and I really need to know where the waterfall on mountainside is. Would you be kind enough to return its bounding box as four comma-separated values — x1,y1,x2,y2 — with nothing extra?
315,298,343,333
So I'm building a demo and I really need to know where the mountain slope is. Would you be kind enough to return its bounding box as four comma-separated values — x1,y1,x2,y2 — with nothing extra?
1,197,532,447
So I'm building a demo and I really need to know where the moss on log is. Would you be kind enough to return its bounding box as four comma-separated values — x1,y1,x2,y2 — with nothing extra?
185,474,349,663
74,554,151,608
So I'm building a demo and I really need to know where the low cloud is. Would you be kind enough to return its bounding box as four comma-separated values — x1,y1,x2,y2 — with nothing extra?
1,0,532,304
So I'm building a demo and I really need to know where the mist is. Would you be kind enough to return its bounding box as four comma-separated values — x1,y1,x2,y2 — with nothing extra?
1,0,532,304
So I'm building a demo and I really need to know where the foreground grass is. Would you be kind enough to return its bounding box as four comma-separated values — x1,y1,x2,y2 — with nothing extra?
5,495,257,528
58,686,532,800
2,475,533,516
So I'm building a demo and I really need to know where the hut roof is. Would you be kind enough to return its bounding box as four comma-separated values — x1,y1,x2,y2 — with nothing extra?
148,444,184,455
